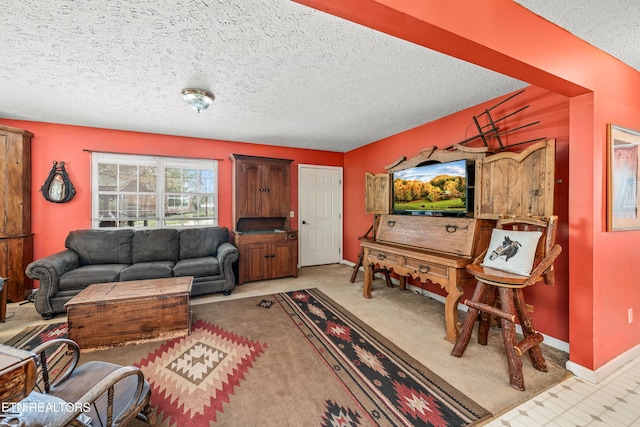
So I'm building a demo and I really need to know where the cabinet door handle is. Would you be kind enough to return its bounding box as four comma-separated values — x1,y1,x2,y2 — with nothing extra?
418,264,430,273
264,188,270,192
377,253,386,260
259,188,264,192
387,220,396,227
445,224,458,233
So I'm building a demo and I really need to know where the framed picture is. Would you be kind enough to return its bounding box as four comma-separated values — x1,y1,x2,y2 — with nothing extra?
607,124,640,231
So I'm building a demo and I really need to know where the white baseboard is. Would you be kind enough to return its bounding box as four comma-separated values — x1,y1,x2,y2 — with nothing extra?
566,343,640,384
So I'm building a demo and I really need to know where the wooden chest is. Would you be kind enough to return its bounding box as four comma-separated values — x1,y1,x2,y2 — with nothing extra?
65,277,193,350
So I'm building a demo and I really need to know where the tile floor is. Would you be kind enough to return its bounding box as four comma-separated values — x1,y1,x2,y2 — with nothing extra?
485,356,640,426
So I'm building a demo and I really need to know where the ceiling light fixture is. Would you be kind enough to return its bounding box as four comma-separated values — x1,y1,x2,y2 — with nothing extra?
181,88,215,113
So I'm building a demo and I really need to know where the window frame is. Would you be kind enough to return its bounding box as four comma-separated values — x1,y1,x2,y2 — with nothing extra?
91,152,218,229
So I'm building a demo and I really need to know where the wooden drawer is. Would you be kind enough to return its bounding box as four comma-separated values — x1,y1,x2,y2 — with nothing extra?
376,214,478,257
284,231,297,240
404,257,449,280
366,247,400,265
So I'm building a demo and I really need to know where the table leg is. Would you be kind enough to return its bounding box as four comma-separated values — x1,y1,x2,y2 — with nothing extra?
399,275,406,291
443,279,463,343
363,263,373,299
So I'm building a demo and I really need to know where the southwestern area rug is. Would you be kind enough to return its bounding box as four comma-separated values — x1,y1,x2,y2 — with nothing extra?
6,289,491,426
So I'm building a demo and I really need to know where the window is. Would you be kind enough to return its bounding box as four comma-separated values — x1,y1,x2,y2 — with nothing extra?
92,153,217,229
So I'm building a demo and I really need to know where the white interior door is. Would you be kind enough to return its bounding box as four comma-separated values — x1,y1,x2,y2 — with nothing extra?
298,165,343,267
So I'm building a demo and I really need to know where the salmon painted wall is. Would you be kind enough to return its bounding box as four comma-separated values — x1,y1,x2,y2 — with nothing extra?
591,96,640,368
0,119,343,261
296,0,640,375
344,86,571,341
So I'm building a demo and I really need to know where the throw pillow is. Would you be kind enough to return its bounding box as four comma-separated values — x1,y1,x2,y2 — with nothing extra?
481,228,542,277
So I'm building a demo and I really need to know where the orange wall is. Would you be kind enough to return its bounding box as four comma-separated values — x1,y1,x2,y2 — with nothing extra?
0,119,343,260
591,96,640,367
344,85,571,341
295,0,640,371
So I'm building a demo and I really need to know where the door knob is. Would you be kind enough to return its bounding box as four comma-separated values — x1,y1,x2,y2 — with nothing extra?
302,220,309,225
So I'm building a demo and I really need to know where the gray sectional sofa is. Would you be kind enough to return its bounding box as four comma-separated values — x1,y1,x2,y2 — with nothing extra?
25,227,238,319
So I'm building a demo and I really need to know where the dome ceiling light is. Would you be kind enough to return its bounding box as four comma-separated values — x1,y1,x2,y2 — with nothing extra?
181,88,215,113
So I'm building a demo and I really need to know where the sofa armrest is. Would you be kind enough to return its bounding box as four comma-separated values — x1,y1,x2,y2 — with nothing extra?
25,250,80,317
216,242,239,294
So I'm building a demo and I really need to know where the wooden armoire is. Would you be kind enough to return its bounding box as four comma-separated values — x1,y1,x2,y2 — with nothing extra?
0,125,34,303
229,154,298,285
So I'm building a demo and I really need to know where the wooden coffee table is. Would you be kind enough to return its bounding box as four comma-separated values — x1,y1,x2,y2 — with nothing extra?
64,276,193,350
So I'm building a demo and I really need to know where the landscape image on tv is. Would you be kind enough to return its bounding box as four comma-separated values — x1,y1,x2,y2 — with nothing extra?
393,160,468,214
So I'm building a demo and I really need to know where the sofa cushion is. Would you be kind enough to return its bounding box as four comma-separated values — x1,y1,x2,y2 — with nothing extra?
131,229,180,263
119,261,175,281
59,264,128,291
65,229,134,265
173,257,220,278
179,227,229,259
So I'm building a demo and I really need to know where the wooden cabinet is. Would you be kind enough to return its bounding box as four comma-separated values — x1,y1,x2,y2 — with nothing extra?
475,139,556,219
232,231,298,285
230,154,297,284
0,125,33,302
364,172,391,215
230,154,293,228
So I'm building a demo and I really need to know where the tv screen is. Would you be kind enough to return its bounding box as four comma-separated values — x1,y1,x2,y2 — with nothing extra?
392,159,474,216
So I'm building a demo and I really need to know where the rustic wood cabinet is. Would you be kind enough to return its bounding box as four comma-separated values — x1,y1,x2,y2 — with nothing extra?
230,154,293,227
230,154,297,284
475,139,555,219
364,172,391,215
0,125,33,302
232,231,298,285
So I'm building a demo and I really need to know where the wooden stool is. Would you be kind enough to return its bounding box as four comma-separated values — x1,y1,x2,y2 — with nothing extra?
451,215,561,391
351,215,392,287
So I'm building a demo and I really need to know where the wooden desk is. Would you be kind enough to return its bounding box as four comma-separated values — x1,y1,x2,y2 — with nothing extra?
360,215,492,343
65,277,193,350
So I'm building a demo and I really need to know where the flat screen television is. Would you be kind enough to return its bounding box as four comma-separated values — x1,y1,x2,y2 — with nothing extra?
392,159,475,217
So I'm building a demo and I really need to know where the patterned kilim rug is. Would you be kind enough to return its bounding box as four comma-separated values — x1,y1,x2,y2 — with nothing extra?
5,289,491,426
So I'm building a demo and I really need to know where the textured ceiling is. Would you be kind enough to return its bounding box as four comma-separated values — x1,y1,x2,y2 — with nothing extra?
0,1,637,153
516,0,640,72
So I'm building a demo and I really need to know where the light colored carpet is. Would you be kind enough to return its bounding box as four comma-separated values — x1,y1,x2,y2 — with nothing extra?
1,263,570,421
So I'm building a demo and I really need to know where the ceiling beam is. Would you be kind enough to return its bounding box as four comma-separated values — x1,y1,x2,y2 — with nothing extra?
293,0,591,97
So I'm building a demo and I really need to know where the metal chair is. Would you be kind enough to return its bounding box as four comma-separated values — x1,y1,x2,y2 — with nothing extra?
451,215,562,391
